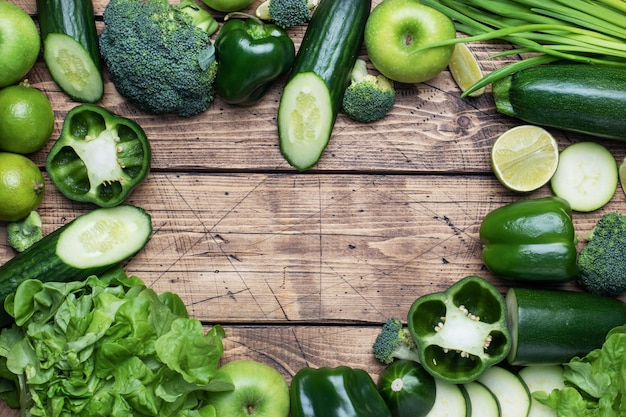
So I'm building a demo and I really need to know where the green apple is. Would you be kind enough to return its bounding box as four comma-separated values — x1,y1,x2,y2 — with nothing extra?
364,0,456,84
0,1,41,88
208,360,290,417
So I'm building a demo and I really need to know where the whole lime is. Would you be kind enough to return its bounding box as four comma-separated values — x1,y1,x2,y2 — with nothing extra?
0,152,45,221
0,81,55,154
0,1,41,88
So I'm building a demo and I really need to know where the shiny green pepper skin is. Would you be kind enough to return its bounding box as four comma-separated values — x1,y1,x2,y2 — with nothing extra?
377,360,436,417
214,16,295,105
46,104,151,207
290,366,392,417
479,196,579,282
407,275,512,384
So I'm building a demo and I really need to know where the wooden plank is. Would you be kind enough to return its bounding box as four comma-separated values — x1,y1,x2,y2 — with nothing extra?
3,173,621,325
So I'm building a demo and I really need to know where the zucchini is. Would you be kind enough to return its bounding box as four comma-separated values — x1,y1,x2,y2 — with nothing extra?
424,378,467,417
492,64,626,140
460,381,500,417
506,287,626,366
477,366,530,417
278,0,370,170
36,0,104,102
377,359,437,417
518,365,565,417
0,205,152,327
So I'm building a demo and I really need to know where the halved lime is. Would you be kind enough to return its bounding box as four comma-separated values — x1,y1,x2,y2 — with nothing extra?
491,125,559,192
448,43,485,97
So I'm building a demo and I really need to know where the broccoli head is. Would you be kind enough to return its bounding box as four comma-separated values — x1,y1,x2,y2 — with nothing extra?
99,0,219,117
342,59,395,123
577,211,626,296
372,317,421,365
256,0,316,28
7,211,43,253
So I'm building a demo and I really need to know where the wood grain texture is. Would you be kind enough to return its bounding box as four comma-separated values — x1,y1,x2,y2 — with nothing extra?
1,0,626,415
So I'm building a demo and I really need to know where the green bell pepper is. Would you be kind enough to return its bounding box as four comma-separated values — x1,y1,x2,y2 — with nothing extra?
407,275,511,384
290,366,392,417
479,196,579,282
46,104,151,207
214,14,295,105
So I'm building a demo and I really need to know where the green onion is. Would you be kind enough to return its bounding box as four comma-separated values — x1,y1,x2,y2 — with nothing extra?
419,0,626,96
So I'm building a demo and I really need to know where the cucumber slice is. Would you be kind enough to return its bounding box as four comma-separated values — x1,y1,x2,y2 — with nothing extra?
43,32,104,103
550,141,618,212
477,366,530,417
425,378,467,417
518,366,565,417
460,381,501,417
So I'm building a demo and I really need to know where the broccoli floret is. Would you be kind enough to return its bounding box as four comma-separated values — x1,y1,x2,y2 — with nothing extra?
99,0,219,117
341,59,395,123
372,317,421,365
577,211,626,297
257,0,316,28
7,211,42,253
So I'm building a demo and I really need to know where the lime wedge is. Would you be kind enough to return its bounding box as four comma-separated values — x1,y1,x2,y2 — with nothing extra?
491,125,559,192
448,43,485,97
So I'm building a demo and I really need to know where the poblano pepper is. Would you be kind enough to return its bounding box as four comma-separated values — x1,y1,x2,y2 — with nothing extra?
479,196,579,282
290,366,392,417
214,14,295,105
407,275,511,384
46,104,151,207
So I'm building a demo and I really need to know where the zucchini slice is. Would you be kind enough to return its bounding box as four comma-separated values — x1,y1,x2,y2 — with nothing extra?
477,366,530,417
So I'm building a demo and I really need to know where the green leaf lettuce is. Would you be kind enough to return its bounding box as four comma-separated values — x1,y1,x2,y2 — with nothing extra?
0,267,233,416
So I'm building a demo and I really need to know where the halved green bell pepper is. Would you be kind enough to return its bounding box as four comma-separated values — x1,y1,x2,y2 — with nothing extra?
46,104,151,207
214,14,295,105
479,196,579,282
407,275,511,384
290,366,392,417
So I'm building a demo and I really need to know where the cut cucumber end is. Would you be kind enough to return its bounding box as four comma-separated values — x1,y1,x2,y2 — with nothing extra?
43,33,104,103
550,141,618,212
278,72,334,171
56,205,152,268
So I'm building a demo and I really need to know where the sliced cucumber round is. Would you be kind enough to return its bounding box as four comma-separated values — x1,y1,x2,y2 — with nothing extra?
550,141,617,212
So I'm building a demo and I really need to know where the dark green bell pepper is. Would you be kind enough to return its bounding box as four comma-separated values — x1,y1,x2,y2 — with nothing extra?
214,14,295,105
479,196,579,282
291,366,392,417
46,104,151,208
407,275,512,384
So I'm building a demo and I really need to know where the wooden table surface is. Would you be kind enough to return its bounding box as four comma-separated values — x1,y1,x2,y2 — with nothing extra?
2,0,626,414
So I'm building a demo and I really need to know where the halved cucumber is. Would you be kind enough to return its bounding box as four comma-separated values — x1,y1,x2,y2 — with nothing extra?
43,33,104,103
425,378,467,417
518,366,565,417
278,72,334,170
477,366,530,417
460,381,501,417
0,205,152,326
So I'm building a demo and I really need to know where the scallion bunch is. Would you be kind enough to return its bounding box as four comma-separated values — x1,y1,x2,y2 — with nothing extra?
419,0,626,96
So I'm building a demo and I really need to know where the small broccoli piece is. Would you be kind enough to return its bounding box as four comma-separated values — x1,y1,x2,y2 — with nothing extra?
372,317,421,365
99,0,219,117
7,211,43,253
577,211,626,296
256,0,316,28
341,59,395,123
